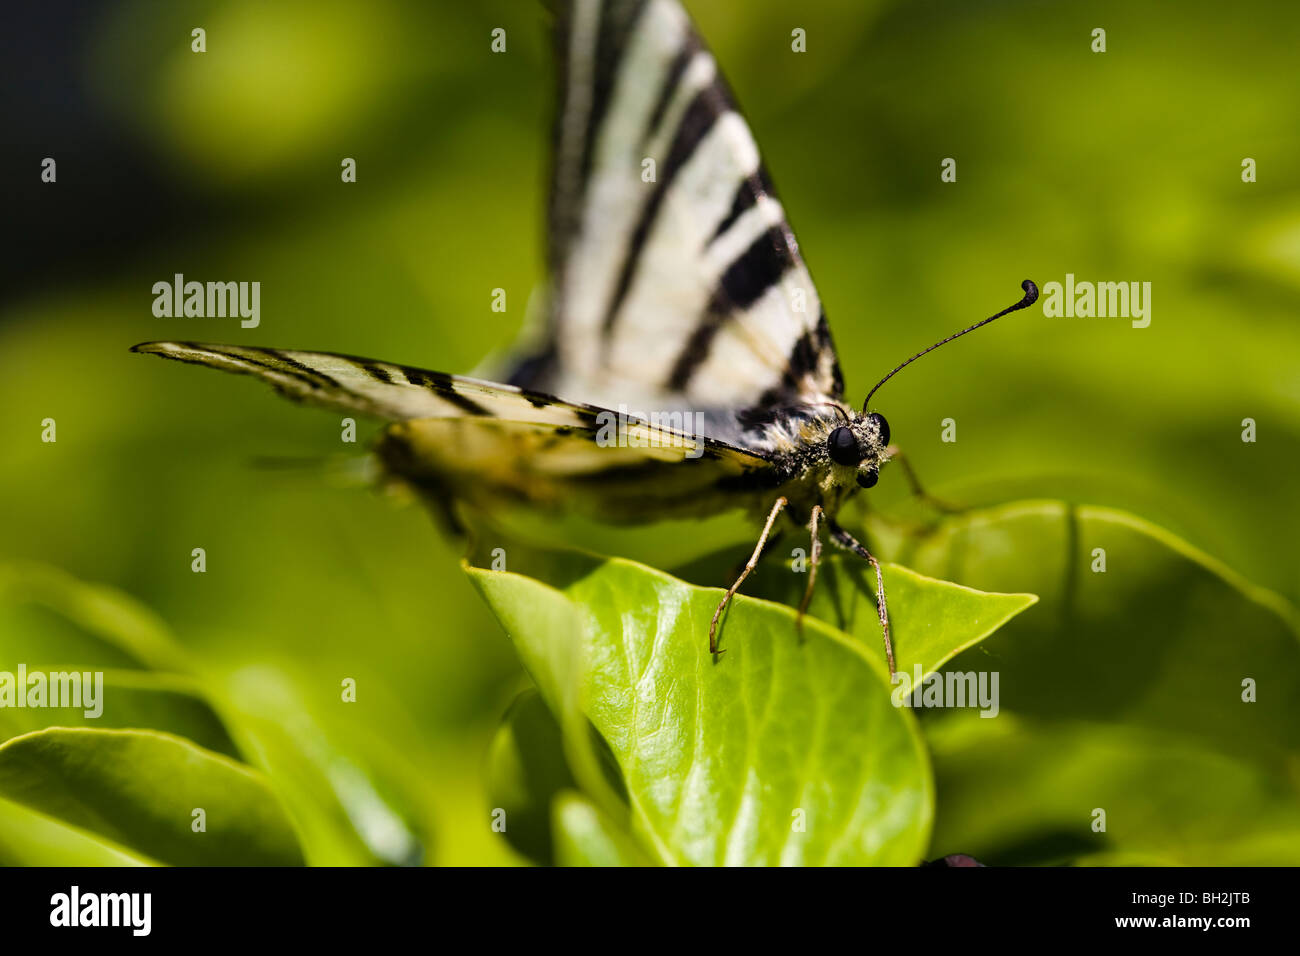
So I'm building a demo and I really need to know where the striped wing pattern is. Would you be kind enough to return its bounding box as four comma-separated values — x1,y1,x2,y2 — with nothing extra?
515,0,844,420
133,340,606,426
132,342,777,513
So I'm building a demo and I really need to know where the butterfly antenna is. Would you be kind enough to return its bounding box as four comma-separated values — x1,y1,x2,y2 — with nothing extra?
862,279,1038,411
816,402,850,423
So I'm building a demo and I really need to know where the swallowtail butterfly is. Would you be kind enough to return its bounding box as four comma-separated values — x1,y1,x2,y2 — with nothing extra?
133,0,1037,674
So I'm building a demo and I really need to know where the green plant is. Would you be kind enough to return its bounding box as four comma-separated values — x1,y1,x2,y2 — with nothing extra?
5,498,1291,866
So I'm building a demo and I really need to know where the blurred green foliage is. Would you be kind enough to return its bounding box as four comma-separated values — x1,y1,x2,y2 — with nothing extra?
1,0,1298,864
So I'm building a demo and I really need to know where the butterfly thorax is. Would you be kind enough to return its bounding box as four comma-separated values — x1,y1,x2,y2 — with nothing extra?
753,403,892,521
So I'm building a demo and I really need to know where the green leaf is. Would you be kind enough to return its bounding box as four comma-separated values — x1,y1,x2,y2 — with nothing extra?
551,790,653,867
0,727,304,866
0,563,187,671
0,670,239,758
0,561,426,866
486,689,578,865
674,549,1037,677
0,796,154,866
218,667,426,867
884,501,1300,865
926,714,1300,866
467,536,949,866
891,501,1300,772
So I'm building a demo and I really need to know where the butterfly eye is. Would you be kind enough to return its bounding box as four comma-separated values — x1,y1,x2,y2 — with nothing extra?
827,426,860,466
868,412,890,447
856,467,879,489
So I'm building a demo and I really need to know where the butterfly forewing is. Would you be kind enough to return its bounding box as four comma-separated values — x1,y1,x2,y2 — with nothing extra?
134,341,609,428
517,0,844,425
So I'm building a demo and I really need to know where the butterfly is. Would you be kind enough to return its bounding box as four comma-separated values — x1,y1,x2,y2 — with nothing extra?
133,0,1036,675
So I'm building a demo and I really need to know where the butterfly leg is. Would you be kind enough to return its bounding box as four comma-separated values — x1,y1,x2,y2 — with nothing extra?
796,504,824,637
726,529,784,583
887,445,961,514
825,517,896,676
709,496,788,655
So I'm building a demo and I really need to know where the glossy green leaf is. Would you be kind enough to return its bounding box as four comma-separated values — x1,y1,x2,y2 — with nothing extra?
674,549,1037,677
465,535,1040,865
0,727,304,866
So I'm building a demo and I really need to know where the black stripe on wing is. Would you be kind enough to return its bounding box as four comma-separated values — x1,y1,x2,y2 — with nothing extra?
600,79,724,337
667,223,795,391
134,341,569,423
548,0,649,274
747,309,844,414
131,340,779,468
526,0,846,411
708,166,776,245
644,33,699,140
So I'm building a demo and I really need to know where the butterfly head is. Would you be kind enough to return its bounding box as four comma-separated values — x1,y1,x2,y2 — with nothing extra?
825,411,890,490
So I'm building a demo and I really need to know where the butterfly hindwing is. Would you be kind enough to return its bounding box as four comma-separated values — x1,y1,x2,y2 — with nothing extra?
380,416,780,523
517,0,844,418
